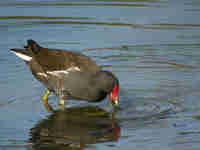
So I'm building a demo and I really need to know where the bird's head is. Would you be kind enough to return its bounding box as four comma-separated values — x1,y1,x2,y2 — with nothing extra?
94,70,119,107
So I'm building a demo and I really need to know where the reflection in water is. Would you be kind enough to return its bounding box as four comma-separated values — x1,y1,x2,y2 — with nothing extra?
29,106,120,150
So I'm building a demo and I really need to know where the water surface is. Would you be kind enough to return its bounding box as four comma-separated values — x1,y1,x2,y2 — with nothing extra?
1,0,200,149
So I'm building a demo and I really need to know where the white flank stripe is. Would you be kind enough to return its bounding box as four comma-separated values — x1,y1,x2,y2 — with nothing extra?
12,51,32,61
47,70,69,76
47,67,80,76
67,66,80,71
37,72,48,77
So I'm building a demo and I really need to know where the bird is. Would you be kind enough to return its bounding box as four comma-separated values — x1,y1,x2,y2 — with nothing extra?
10,40,119,108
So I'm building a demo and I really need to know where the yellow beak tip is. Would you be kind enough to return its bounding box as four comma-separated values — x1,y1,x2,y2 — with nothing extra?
112,99,118,106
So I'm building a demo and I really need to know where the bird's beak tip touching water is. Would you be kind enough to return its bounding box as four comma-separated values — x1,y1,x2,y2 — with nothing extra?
109,92,119,107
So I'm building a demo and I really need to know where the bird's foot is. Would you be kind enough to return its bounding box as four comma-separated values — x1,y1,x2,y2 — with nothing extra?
59,99,65,110
43,90,54,112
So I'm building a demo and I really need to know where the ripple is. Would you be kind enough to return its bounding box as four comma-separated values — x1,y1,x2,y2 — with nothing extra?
0,16,90,20
4,18,200,31
21,21,200,29
84,43,200,52
116,96,175,122
1,2,161,8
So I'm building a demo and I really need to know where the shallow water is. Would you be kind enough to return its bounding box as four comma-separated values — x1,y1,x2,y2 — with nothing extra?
1,0,200,149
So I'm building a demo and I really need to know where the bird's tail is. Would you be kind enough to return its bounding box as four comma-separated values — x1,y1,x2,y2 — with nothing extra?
10,48,32,62
10,39,41,62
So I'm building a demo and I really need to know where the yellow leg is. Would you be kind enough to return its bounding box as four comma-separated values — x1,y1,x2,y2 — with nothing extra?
43,90,50,105
43,90,54,112
59,99,65,105
59,99,65,110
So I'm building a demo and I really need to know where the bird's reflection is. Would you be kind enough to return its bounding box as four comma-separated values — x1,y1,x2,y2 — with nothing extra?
29,106,120,150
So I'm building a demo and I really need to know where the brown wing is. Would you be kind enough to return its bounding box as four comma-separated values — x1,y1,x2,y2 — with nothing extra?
33,48,101,73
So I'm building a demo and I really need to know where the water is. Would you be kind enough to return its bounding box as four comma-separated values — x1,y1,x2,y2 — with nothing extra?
1,0,200,149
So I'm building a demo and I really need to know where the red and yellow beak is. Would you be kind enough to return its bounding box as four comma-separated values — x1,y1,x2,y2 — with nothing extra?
109,84,119,106
109,93,118,106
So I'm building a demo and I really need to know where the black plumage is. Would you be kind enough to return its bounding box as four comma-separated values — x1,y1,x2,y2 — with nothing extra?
10,40,119,107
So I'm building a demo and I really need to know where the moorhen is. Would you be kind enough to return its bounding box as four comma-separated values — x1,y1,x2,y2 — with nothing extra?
10,40,119,108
